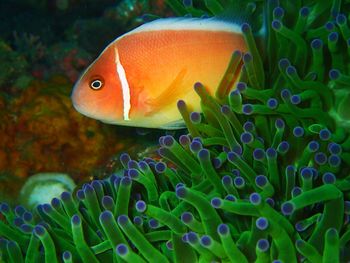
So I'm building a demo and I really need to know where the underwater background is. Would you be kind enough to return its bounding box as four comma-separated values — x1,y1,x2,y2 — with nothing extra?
1,0,350,262
0,0,171,204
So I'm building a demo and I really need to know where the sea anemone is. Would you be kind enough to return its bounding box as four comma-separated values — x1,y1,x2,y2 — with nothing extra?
1,0,350,262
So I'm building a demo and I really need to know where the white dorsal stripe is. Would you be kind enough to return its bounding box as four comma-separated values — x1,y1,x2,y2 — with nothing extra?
114,48,131,121
121,17,242,38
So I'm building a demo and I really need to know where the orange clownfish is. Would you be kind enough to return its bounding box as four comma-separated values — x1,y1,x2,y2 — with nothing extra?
71,17,246,129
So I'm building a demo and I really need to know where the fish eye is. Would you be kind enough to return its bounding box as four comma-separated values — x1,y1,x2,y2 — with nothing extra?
90,78,104,90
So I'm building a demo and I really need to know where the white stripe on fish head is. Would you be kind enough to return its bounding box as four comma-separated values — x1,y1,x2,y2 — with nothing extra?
114,47,131,121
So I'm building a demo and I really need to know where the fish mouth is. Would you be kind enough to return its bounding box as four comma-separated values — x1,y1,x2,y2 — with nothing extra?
72,101,108,123
71,88,97,119
71,92,84,114
72,100,94,118
71,91,117,123
71,79,120,123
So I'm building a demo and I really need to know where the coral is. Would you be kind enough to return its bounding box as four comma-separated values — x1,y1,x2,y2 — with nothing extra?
19,173,76,209
12,32,46,64
0,77,134,201
1,0,350,262
47,42,91,82
0,0,167,87
0,39,30,92
10,31,92,83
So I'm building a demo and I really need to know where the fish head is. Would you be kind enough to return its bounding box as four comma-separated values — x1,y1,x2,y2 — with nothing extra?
71,46,123,123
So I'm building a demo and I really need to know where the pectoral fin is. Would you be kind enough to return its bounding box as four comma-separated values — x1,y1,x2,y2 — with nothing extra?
145,69,188,115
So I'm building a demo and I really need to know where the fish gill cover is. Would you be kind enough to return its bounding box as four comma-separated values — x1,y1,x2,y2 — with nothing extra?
1,0,350,262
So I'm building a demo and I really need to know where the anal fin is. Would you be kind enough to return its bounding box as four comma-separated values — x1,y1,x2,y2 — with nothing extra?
160,119,187,130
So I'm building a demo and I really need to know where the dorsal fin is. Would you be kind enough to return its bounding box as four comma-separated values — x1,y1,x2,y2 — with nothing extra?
121,17,242,37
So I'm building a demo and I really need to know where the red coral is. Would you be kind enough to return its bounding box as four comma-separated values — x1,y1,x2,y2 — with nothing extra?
0,77,134,199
